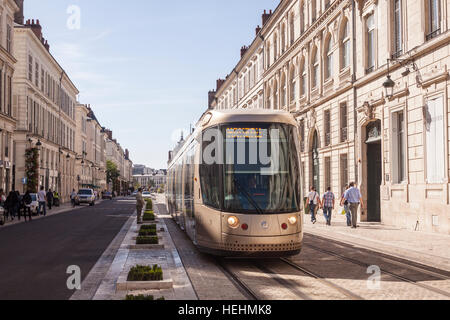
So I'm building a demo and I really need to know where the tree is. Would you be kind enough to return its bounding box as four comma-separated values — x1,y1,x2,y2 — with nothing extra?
106,160,120,189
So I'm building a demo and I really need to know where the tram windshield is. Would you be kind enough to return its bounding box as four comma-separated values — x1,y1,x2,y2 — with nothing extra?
222,123,301,214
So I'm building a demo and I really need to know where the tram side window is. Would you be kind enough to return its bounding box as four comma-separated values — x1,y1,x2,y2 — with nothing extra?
200,163,220,209
200,129,221,209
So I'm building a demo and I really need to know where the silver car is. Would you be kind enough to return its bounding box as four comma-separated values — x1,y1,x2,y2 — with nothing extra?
76,189,96,206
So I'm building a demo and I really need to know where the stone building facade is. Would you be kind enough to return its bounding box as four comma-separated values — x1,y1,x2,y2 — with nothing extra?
0,0,19,194
211,0,450,234
13,19,78,202
74,104,107,191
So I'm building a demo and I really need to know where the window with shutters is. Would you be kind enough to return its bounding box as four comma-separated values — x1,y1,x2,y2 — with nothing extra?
340,154,348,193
425,96,445,183
28,55,33,82
325,157,331,190
340,103,348,142
312,49,319,89
325,36,334,79
324,110,331,146
299,119,305,152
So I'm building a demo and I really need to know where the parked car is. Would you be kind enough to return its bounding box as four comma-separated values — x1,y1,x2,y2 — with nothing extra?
142,191,152,200
29,193,39,215
131,191,138,197
102,191,113,200
76,189,96,206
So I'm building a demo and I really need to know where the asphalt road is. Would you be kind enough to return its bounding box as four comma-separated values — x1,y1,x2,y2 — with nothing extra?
0,198,136,300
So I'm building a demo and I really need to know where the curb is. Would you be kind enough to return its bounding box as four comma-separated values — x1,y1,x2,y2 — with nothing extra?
127,244,165,250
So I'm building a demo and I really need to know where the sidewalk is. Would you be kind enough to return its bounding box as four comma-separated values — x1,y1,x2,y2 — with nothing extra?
304,211,450,272
0,199,105,229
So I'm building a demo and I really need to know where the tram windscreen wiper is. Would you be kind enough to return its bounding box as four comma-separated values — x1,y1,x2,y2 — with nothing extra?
233,178,264,215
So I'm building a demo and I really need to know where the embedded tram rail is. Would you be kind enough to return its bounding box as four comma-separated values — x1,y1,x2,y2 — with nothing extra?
303,242,450,299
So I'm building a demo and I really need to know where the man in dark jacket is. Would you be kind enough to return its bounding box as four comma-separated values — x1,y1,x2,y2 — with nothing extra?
23,191,33,222
47,189,54,210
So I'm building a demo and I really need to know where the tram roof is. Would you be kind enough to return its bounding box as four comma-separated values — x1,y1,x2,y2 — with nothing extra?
200,109,297,129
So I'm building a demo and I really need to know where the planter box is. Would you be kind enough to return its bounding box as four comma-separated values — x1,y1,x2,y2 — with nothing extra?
127,244,165,250
132,236,161,241
116,276,173,291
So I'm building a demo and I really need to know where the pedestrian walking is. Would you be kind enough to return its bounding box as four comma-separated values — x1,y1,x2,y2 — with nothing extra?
70,189,77,207
46,189,54,210
340,185,351,227
136,188,145,224
16,191,24,221
5,191,19,220
322,187,335,226
22,191,33,222
37,186,47,216
343,182,365,228
307,187,321,224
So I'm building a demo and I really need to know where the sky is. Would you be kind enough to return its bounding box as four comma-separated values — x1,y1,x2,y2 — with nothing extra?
23,0,279,169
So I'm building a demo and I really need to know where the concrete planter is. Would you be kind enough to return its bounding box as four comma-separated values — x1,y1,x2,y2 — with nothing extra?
127,244,165,250
116,276,173,291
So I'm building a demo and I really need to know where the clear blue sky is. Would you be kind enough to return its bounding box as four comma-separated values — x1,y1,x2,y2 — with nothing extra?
24,0,278,169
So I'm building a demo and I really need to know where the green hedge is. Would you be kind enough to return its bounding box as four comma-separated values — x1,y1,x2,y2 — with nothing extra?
125,294,165,301
145,199,153,210
143,212,155,221
144,210,154,214
138,229,157,237
127,265,163,281
136,236,159,245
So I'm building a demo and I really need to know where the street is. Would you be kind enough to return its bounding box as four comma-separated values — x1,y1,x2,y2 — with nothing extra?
0,199,135,300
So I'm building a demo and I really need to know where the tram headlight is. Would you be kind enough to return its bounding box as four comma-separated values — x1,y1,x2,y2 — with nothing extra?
227,216,240,229
288,216,298,225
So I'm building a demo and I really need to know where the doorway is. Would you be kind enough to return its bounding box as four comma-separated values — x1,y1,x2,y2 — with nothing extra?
366,121,382,222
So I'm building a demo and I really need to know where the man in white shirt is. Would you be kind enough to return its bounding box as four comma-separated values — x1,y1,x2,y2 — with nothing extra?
307,186,321,224
37,186,47,216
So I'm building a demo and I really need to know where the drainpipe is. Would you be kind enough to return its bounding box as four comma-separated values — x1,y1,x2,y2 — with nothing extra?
352,0,358,184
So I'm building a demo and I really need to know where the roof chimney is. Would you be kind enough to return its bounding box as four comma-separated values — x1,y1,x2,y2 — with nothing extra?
240,46,249,58
262,10,273,27
216,79,226,91
208,90,216,109
255,25,261,36
29,19,43,41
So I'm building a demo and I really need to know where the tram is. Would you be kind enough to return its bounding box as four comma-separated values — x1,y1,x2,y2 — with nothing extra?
166,109,303,257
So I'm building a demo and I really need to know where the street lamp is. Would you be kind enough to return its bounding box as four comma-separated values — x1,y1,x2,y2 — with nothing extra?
383,75,395,99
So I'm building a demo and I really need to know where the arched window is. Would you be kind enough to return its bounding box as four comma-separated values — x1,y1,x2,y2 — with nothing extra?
300,58,306,96
312,49,319,89
290,65,296,102
325,35,334,79
280,73,287,107
281,24,286,53
341,19,350,69
290,15,295,45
